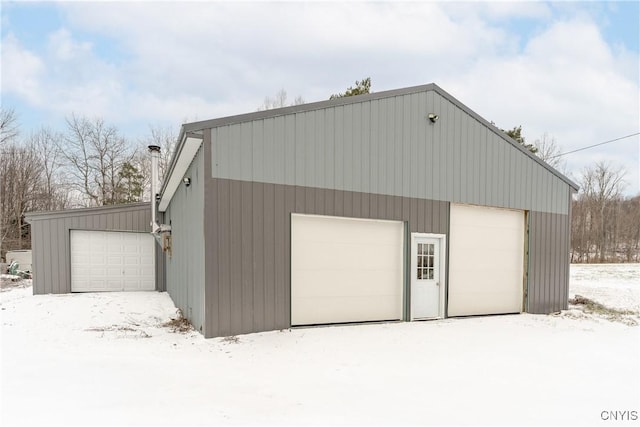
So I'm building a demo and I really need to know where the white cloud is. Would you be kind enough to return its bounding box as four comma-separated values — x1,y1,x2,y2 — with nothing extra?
1,34,45,105
2,2,638,194
439,16,639,194
441,1,552,22
47,28,92,61
480,1,552,20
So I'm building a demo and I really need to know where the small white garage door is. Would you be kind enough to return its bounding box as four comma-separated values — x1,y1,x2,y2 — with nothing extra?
70,230,155,292
448,204,525,316
291,214,404,326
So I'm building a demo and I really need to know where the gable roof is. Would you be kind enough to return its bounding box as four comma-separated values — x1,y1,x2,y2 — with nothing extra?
159,83,578,210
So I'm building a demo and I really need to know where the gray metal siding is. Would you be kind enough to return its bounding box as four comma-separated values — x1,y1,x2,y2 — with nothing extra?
164,144,206,333
26,204,163,295
204,177,449,338
211,90,571,215
527,210,571,313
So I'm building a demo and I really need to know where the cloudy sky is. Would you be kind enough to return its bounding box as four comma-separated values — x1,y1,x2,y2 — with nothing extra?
2,1,639,195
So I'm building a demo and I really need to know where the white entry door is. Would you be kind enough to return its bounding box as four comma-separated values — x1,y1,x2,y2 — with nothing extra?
411,234,445,319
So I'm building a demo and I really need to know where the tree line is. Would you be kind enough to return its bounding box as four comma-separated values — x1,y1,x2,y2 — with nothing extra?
0,107,177,258
571,162,639,263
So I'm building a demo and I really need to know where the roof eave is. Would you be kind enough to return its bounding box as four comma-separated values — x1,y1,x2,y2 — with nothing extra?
157,130,204,212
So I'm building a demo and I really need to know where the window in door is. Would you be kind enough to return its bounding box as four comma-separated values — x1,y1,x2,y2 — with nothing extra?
417,243,435,280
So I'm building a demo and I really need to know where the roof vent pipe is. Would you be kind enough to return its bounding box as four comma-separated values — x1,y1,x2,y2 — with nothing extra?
147,145,172,237
148,145,161,231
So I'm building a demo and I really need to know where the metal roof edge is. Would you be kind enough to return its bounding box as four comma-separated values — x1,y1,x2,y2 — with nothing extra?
159,129,203,197
24,202,150,222
157,134,203,212
181,83,437,133
430,84,579,191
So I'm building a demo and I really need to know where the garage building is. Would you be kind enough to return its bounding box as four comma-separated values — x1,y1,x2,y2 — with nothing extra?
26,203,164,294
27,83,577,338
160,83,577,337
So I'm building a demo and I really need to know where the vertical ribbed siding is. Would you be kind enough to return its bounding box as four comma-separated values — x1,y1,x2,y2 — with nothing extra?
204,178,449,338
26,204,162,295
211,90,571,215
527,210,571,313
164,145,206,333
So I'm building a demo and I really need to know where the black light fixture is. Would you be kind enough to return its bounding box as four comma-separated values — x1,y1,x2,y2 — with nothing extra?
428,113,439,123
183,177,191,187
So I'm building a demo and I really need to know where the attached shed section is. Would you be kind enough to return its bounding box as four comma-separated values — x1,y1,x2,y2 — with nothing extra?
159,83,577,338
26,203,164,295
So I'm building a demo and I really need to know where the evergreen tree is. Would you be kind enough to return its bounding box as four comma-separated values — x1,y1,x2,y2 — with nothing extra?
502,125,538,154
115,162,144,203
330,77,372,99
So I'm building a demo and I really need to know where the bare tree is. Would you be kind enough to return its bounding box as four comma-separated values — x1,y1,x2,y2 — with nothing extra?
618,196,640,262
60,114,135,206
29,127,69,211
0,107,19,146
573,162,627,262
0,142,44,256
258,89,305,111
533,133,566,171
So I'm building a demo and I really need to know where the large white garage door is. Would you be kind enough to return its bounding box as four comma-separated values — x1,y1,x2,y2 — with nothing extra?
291,214,404,326
71,230,155,292
448,204,524,316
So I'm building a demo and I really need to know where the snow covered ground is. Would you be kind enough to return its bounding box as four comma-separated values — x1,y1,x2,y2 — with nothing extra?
568,263,639,312
1,265,638,426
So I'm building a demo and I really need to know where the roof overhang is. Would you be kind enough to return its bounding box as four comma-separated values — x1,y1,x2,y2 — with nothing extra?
158,130,204,212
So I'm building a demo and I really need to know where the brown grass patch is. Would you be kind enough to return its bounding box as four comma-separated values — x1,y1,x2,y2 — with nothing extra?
568,295,638,326
163,309,194,333
569,295,635,316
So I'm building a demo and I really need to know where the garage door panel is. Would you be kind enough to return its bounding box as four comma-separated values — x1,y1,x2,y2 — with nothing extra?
293,218,396,245
292,295,401,325
124,256,140,265
293,270,402,298
450,272,523,294
291,214,404,326
452,264,522,279
71,230,155,292
454,248,523,268
449,292,522,315
449,204,524,317
454,226,521,248
295,244,401,272
106,279,122,288
106,266,121,276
